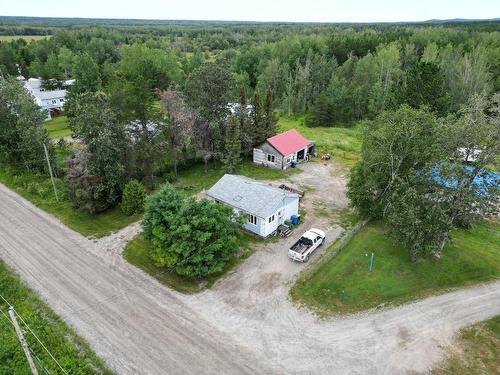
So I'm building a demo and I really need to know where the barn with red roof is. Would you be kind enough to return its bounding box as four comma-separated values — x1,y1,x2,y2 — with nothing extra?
253,129,315,170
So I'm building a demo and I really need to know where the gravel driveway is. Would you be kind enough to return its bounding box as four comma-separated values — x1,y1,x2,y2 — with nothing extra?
1,161,499,375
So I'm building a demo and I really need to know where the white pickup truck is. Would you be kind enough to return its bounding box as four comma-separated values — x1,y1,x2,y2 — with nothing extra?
288,228,326,262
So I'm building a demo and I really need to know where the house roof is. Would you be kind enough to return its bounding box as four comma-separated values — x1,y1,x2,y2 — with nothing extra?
266,129,312,156
206,174,299,218
33,89,67,100
23,80,67,101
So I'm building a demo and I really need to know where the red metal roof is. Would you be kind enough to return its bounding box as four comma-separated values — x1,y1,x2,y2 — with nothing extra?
266,129,311,156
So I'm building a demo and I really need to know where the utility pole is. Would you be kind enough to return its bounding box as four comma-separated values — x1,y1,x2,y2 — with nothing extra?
43,143,58,201
8,307,39,375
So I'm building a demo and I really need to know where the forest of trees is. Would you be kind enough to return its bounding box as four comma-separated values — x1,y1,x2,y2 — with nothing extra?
1,19,499,122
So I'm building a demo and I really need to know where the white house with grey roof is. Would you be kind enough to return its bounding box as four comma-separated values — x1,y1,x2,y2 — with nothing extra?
206,174,299,237
19,77,72,120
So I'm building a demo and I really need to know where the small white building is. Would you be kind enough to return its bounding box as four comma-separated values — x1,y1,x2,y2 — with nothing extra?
206,174,300,237
253,129,315,170
20,77,71,120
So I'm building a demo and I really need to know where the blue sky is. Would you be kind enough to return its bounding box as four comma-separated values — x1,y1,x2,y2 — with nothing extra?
1,0,498,23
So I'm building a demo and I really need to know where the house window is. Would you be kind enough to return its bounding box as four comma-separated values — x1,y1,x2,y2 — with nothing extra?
267,154,275,163
51,100,57,104
60,98,64,103
248,215,257,225
268,215,275,223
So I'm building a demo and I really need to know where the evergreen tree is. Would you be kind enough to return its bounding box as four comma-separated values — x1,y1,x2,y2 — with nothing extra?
306,92,336,127
222,115,241,173
263,87,278,138
403,61,449,114
121,179,146,216
238,88,253,154
251,92,265,146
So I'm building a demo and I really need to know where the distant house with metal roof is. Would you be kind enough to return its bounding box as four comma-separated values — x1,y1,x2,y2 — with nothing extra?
206,174,300,237
253,129,315,170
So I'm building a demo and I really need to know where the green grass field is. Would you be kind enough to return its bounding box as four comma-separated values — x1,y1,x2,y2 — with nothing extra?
123,231,263,293
278,115,362,165
0,35,51,42
0,165,139,238
433,315,500,374
45,115,71,139
0,260,112,374
291,221,500,315
175,159,300,194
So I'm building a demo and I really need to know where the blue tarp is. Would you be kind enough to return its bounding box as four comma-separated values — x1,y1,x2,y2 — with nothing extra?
431,165,499,196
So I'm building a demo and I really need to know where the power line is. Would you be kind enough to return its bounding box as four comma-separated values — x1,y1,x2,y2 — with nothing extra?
0,307,16,335
0,293,68,375
9,306,39,375
2,307,52,375
0,291,12,306
29,347,52,375
14,309,69,375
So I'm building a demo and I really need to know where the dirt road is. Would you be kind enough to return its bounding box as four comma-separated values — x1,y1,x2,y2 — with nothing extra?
0,183,275,375
1,175,499,374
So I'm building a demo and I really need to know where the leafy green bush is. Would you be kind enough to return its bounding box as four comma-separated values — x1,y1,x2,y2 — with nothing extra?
169,199,240,278
121,179,146,216
142,183,185,266
142,183,240,278
164,171,178,183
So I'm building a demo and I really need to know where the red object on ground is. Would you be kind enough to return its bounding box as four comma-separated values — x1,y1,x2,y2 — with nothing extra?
266,129,311,156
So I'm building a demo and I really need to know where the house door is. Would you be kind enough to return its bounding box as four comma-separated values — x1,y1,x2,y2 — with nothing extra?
278,210,284,224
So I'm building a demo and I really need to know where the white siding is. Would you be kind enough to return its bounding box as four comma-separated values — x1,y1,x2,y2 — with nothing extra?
282,197,299,223
210,193,299,237
261,197,300,237
262,212,278,237
243,215,264,236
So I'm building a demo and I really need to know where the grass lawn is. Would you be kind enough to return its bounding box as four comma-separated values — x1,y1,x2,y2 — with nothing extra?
433,315,500,374
175,159,300,194
0,165,139,238
291,221,500,315
123,231,264,293
45,115,71,139
0,260,112,374
278,115,362,165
